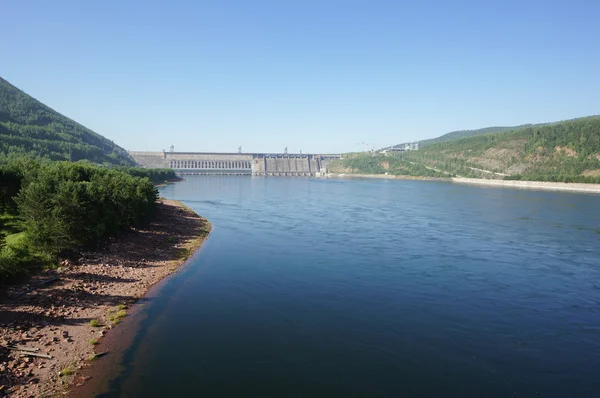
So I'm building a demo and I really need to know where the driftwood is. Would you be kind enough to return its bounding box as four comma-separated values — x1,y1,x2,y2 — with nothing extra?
6,346,52,359
8,345,39,352
18,351,53,359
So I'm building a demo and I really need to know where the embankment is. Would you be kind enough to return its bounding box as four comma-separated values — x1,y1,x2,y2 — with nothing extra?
452,178,600,193
0,200,210,397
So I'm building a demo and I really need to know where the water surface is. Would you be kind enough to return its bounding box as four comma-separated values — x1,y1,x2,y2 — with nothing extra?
99,176,600,397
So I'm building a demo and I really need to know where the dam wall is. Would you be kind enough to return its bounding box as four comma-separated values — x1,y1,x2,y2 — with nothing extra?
263,156,311,176
129,151,341,177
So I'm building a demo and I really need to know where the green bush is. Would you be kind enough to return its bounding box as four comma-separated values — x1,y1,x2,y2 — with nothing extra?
0,237,35,279
0,159,159,280
15,162,158,256
114,167,177,184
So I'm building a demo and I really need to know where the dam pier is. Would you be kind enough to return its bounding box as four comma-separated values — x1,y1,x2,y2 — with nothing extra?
129,151,342,177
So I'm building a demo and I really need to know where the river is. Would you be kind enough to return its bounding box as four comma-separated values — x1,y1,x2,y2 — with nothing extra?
94,176,600,397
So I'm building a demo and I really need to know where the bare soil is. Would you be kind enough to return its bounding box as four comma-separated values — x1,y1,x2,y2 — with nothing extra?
0,200,210,397
581,169,600,177
554,146,578,157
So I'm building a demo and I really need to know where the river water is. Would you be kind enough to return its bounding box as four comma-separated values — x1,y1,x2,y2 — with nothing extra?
97,176,600,397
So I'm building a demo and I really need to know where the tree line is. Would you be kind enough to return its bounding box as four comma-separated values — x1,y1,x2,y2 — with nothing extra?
0,158,173,280
113,166,178,184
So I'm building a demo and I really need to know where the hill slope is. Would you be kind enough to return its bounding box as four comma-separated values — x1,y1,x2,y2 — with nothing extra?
332,116,600,183
418,125,529,147
405,116,600,181
0,77,133,165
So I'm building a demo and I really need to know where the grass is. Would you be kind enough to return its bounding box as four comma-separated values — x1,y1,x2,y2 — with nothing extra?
59,364,76,377
0,213,21,238
89,338,98,345
0,230,42,280
107,306,128,325
1,214,57,281
178,247,192,261
86,354,98,362
89,319,100,327
3,231,27,247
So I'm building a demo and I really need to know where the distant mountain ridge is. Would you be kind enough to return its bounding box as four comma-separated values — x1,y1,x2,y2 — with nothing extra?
385,116,598,149
0,77,133,165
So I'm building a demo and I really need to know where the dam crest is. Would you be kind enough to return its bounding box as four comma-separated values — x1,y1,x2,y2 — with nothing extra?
129,151,342,177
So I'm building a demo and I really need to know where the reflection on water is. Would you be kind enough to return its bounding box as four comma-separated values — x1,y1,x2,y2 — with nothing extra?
98,176,600,397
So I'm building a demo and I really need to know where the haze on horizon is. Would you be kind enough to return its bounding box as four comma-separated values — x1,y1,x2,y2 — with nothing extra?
1,0,599,154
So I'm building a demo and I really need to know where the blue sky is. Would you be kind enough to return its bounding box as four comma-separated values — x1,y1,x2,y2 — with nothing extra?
2,0,599,153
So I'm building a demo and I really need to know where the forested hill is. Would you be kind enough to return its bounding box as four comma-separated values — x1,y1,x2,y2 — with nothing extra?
0,77,134,165
419,125,529,147
331,116,600,183
404,116,600,181
418,116,597,147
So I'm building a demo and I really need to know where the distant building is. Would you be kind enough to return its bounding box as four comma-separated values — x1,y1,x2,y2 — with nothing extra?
380,141,419,153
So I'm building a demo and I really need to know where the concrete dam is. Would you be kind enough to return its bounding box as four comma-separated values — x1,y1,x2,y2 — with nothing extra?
129,151,342,177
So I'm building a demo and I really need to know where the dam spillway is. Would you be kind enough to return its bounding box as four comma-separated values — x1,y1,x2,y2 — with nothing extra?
129,151,342,177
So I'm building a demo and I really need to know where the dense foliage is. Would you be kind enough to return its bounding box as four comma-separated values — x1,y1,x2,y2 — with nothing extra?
398,117,600,182
115,167,178,184
0,77,176,280
328,153,450,178
343,117,600,182
418,125,530,147
0,159,158,280
0,77,134,165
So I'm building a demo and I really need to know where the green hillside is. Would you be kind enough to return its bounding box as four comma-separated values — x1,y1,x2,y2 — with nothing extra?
419,125,530,147
328,152,449,178
332,116,600,183
0,77,133,165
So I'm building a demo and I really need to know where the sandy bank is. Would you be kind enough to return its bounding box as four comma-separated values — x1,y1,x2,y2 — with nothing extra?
452,178,600,193
0,200,210,397
330,173,600,194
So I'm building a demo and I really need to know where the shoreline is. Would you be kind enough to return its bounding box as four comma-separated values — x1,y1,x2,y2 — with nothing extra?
0,199,210,397
451,177,600,193
329,173,600,193
154,176,184,187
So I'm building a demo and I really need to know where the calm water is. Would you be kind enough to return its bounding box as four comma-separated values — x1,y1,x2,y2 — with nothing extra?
99,176,600,397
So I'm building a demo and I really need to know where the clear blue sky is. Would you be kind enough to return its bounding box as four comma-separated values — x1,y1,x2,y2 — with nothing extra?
2,0,599,153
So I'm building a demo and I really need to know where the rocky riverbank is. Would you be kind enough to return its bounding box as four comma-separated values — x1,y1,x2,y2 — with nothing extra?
329,174,600,194
452,178,600,193
0,200,210,397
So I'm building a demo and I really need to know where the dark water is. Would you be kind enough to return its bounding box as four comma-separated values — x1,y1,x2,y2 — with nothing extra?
99,176,600,397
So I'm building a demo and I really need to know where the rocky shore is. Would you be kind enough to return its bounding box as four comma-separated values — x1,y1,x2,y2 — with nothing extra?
330,174,600,194
0,200,210,397
452,178,600,193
